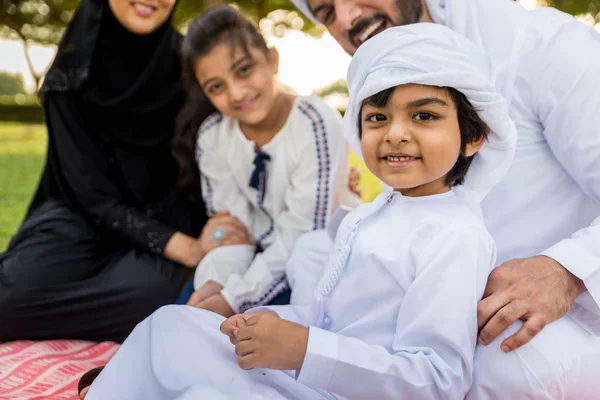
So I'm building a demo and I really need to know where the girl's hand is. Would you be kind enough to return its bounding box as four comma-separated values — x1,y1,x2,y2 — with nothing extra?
189,211,253,266
233,312,309,371
187,280,223,306
195,293,235,318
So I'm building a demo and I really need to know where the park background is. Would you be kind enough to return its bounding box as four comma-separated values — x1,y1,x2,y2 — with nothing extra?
1,0,599,251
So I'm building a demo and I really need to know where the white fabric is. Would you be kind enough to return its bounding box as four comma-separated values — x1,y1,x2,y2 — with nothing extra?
194,95,347,312
86,25,518,399
343,23,517,208
425,0,600,336
86,190,500,400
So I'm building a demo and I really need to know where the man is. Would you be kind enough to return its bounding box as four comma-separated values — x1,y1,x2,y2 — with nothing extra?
287,0,600,396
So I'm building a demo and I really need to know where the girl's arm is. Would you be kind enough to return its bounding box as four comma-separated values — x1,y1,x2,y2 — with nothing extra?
297,226,495,400
193,113,256,285
220,98,345,312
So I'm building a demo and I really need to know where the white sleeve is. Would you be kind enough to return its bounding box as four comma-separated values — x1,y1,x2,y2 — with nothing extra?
532,23,600,333
194,114,255,288
197,114,252,222
221,99,345,312
297,227,494,400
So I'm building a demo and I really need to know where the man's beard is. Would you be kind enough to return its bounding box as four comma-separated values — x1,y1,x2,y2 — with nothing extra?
347,0,424,49
395,0,424,26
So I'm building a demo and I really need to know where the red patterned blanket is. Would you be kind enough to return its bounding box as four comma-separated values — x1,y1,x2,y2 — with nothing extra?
0,341,119,400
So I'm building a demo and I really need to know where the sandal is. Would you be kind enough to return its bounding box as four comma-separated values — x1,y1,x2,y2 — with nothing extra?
77,366,104,399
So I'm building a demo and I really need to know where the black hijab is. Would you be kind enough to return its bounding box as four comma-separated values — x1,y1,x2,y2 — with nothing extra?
41,0,183,148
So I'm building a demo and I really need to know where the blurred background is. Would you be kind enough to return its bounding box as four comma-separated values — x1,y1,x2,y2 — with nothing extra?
1,0,599,251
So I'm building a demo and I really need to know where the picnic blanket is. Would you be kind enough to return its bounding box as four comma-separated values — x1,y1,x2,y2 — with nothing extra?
0,341,119,400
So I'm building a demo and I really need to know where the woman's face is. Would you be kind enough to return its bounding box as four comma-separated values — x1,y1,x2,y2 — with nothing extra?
108,0,176,35
193,42,279,127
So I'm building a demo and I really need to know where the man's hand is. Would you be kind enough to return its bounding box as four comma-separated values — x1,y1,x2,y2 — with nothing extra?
187,280,223,307
230,311,309,371
477,255,585,352
195,293,235,318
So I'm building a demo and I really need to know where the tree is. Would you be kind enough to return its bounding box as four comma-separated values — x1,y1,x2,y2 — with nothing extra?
545,0,600,20
0,71,26,95
0,0,322,91
1,0,598,92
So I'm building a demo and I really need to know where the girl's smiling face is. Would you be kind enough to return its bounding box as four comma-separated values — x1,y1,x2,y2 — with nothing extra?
360,84,482,197
193,42,279,127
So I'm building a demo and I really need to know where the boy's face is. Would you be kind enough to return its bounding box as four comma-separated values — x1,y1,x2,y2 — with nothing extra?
306,0,429,55
194,43,279,127
360,84,462,197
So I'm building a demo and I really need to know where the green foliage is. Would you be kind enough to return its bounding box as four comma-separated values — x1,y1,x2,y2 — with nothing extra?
0,72,26,95
0,0,323,47
0,123,47,252
545,0,600,21
313,78,348,97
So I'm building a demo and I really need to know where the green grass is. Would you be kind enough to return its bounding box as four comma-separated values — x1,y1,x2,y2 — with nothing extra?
0,123,47,252
0,123,382,253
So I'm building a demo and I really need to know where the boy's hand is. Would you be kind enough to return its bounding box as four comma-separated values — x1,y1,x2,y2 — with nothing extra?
233,311,309,371
220,313,249,344
195,293,235,318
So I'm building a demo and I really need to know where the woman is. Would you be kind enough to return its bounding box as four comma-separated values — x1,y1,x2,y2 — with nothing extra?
0,0,250,343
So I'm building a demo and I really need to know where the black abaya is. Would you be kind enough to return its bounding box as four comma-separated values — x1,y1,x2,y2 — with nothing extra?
0,0,207,342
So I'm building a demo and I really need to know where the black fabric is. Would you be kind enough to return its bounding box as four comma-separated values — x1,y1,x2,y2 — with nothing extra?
0,201,195,342
0,0,208,341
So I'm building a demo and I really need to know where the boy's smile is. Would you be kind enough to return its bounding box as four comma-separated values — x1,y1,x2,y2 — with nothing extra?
360,84,462,197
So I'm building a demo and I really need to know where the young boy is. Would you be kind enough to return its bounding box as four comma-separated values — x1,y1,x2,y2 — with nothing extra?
84,24,517,400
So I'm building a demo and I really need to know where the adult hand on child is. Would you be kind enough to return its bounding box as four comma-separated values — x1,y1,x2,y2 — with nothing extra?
477,255,585,352
195,293,235,318
189,211,253,266
349,167,362,198
230,311,309,371
187,280,223,307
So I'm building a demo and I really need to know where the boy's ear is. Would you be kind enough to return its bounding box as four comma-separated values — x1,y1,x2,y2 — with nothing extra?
464,129,488,157
269,47,280,74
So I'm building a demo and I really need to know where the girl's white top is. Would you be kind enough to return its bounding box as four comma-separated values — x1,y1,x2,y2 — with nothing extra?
195,95,351,312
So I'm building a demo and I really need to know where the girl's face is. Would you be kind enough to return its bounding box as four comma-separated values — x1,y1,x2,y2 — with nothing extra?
108,0,175,35
360,84,481,197
194,42,279,127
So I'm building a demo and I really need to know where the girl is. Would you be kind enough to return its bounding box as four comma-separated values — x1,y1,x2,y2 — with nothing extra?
84,23,526,399
0,0,250,342
173,6,351,317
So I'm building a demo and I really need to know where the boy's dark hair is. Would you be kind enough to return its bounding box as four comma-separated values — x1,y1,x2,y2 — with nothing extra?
172,5,269,201
358,86,489,187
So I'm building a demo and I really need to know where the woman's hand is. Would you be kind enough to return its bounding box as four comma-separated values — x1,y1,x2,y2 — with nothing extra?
188,211,253,266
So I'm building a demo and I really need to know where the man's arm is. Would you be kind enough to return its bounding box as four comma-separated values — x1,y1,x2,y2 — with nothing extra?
478,18,600,350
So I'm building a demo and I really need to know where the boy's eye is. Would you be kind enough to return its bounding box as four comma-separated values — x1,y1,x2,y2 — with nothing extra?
414,112,436,121
365,113,387,122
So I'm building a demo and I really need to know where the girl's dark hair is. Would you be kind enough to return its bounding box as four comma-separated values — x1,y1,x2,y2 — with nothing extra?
359,86,489,187
172,5,269,201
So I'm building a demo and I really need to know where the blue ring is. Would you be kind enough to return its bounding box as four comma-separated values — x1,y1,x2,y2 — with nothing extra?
211,227,225,242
